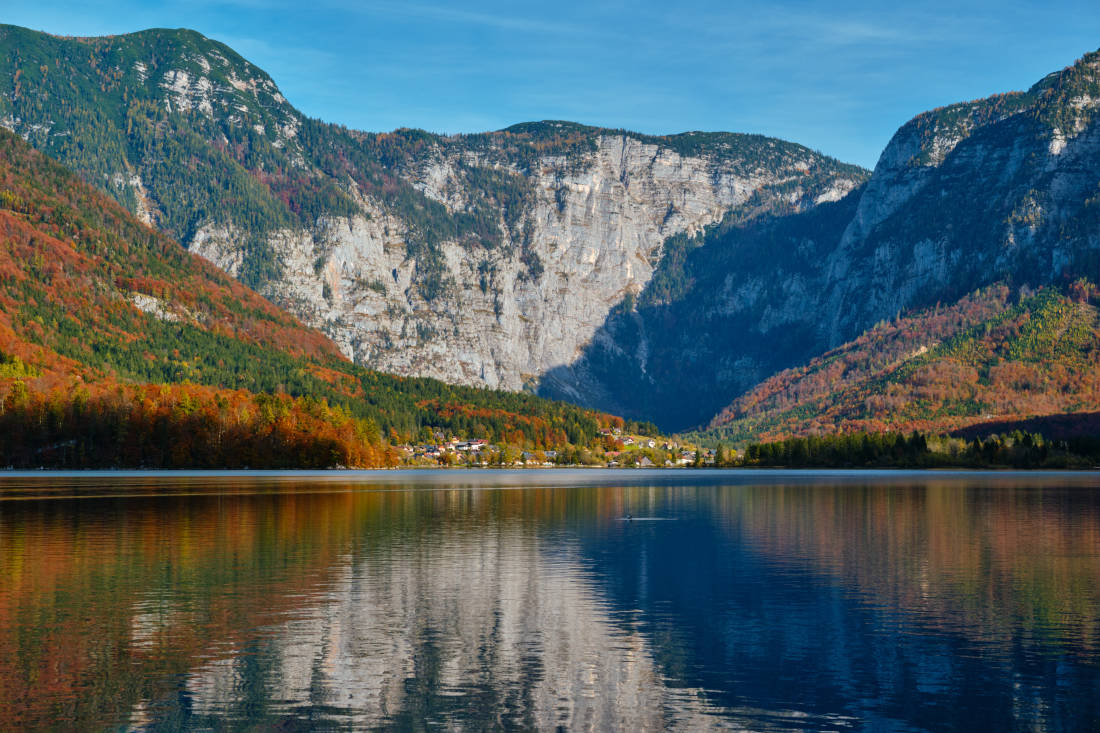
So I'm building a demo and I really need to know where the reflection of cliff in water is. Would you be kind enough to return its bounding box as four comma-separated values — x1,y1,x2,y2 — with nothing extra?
1,481,794,730
177,513,789,730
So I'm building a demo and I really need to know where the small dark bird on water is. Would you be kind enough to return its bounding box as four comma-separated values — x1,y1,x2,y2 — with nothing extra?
626,513,632,520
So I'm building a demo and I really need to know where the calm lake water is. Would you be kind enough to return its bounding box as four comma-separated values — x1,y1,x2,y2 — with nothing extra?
1,469,1099,731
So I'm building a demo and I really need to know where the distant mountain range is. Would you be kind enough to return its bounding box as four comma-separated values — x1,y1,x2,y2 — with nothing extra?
2,23,1098,441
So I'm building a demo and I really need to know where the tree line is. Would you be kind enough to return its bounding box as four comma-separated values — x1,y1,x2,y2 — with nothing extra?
703,430,1100,469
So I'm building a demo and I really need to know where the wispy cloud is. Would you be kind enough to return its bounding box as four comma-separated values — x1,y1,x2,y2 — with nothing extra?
336,0,596,36
778,10,983,47
213,33,338,67
179,0,295,10
665,3,986,50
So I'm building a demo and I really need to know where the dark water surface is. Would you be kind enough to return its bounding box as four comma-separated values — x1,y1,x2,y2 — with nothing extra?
1,470,1099,731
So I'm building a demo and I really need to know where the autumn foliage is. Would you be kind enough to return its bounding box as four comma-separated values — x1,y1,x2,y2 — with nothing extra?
0,380,395,469
703,284,1100,444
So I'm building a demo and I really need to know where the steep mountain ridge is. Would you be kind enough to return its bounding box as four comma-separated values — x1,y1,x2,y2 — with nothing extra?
548,49,1100,430
0,24,867,396
822,51,1100,342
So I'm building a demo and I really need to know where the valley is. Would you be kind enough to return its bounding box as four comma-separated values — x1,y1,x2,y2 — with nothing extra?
0,23,1098,447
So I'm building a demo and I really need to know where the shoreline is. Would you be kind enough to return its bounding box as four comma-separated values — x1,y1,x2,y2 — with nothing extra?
1,465,1098,475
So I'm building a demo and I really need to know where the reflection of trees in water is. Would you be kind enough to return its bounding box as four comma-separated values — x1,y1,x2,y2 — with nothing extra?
0,489,367,729
719,480,1100,651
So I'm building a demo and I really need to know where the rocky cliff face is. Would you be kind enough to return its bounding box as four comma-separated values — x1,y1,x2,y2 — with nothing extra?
254,133,861,391
821,60,1100,344
0,25,867,397
537,190,867,428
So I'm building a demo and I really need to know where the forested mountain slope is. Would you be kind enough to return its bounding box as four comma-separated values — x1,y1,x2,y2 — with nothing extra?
695,284,1100,443
0,24,867,399
548,49,1100,430
0,128,626,467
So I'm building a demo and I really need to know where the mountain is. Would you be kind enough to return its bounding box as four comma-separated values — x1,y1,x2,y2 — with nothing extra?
0,126,628,467
546,49,1100,430
695,284,1100,443
0,24,868,399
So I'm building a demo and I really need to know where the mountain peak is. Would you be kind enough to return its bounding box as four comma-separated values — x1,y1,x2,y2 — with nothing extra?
1027,47,1100,94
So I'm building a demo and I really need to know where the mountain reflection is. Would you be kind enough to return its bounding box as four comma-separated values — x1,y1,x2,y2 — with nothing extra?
1,472,1098,730
178,518,742,730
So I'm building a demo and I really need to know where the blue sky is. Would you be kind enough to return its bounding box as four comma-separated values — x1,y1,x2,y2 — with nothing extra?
6,0,1100,168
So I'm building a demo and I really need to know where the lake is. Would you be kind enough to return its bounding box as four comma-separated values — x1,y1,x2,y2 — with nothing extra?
1,469,1098,731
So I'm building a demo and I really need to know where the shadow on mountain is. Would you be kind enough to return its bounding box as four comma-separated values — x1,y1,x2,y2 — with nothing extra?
952,411,1100,440
540,82,1100,433
537,189,864,432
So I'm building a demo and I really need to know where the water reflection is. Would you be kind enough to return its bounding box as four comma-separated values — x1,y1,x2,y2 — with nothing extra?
0,471,1098,730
